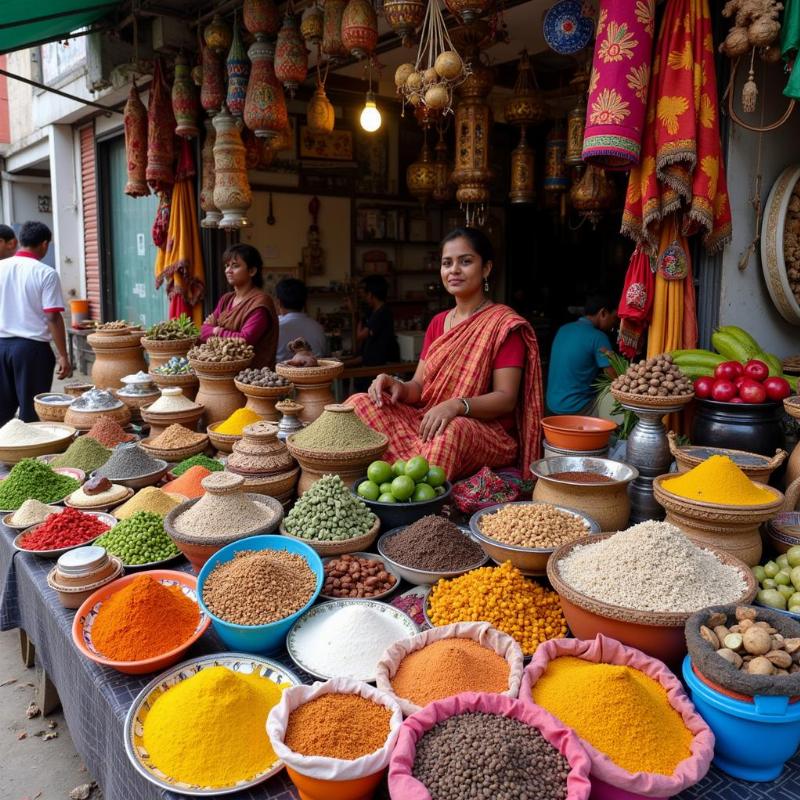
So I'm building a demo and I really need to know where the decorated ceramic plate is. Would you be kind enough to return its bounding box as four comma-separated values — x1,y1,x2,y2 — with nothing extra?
543,0,594,54
124,653,301,796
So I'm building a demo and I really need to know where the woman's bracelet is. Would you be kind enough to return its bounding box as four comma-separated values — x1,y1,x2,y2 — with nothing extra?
459,397,471,417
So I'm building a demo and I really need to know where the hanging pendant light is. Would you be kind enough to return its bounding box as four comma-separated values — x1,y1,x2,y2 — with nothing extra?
504,49,547,127
275,10,309,97
213,104,252,229
172,53,199,138
406,134,437,206
204,14,232,55
244,38,289,139
301,3,324,47
359,66,382,133
444,0,494,25
200,45,225,116
200,119,221,228
383,0,426,48
226,17,250,117
322,0,349,62
243,0,280,38
509,126,534,204
342,0,378,60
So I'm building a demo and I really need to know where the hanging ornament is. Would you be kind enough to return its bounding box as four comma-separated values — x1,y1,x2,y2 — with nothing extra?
199,119,220,228
504,50,547,127
406,135,437,206
509,126,534,204
226,19,250,117
123,83,149,198
275,11,309,96
544,122,569,194
191,63,203,87
200,45,225,116
542,0,593,56
342,0,378,60
301,4,324,46
243,0,280,38
244,38,289,139
212,104,252,229
432,127,452,203
569,164,614,227
565,67,588,165
444,0,493,25
307,78,335,134
383,0,426,48
204,14,232,55
172,53,199,138
243,127,262,170
322,0,349,62
146,59,175,193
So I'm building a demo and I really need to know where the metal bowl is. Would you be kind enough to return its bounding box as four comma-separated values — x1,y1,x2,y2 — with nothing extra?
530,456,638,486
97,459,170,489
320,552,402,601
13,511,117,559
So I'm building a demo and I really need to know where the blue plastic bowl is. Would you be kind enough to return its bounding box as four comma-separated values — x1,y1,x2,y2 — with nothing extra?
682,655,800,781
197,534,323,655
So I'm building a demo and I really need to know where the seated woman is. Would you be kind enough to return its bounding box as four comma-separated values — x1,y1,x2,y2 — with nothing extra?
348,228,543,481
200,243,279,368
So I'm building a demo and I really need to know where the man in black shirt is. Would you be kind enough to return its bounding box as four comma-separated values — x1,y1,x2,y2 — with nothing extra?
354,275,399,392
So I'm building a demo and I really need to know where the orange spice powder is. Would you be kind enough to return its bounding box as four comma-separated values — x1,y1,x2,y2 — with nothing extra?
162,465,211,499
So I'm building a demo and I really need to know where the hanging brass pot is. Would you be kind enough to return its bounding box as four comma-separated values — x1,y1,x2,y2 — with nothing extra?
544,123,569,194
383,0,425,47
444,0,494,24
569,164,615,227
566,97,586,166
406,138,437,206
509,126,534,204
432,129,452,203
341,0,378,59
301,4,324,46
307,83,335,134
504,50,547,127
275,12,309,96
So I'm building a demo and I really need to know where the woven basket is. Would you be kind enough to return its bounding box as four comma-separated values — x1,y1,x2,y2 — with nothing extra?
140,336,196,354
610,388,694,409
207,422,244,453
784,396,800,421
783,355,800,375
275,359,344,384
188,356,253,376
34,394,73,422
149,371,199,389
228,466,300,497
88,331,145,350
139,435,210,463
279,515,380,556
234,379,293,398
286,433,389,466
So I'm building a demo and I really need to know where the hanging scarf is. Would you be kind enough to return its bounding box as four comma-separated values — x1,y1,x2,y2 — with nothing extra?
582,0,656,168
616,246,655,357
123,84,149,197
621,0,732,254
146,59,176,193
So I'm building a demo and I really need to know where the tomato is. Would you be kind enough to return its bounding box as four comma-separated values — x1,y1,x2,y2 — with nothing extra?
743,359,770,382
693,377,714,398
763,376,792,402
739,378,768,404
711,379,737,402
714,361,744,381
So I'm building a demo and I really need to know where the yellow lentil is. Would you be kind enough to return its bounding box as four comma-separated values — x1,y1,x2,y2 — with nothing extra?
114,486,184,519
427,561,567,655
661,455,775,506
215,408,262,436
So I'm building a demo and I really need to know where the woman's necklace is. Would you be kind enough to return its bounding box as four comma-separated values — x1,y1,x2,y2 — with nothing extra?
446,297,490,331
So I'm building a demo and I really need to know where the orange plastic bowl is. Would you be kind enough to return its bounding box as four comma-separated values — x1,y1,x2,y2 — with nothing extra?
285,765,385,800
541,416,617,451
71,569,210,675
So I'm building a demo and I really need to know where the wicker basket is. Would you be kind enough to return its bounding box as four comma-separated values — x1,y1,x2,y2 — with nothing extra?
279,515,380,556
139,435,210,463
34,393,73,422
610,388,694,409
234,379,293,398
228,466,300,498
189,356,254,376
275,359,344,383
784,396,800,421
140,336,196,369
207,422,244,453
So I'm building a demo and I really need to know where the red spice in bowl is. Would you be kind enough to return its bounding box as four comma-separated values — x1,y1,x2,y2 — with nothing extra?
18,507,111,551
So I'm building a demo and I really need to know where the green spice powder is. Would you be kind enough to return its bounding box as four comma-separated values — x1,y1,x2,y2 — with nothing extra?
0,459,80,510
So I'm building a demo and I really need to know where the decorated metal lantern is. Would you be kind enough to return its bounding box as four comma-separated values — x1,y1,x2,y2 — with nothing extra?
342,0,378,59
123,84,148,197
226,23,250,117
504,50,547,127
432,129,453,203
243,0,280,38
307,83,335,134
200,119,221,228
406,137,437,205
204,14,232,55
566,96,585,166
301,4,324,46
322,0,349,61
275,12,308,96
383,0,425,47
544,123,569,194
244,38,289,140
200,45,225,116
510,127,535,204
212,104,252,229
444,0,493,24
172,54,199,138
569,164,614,227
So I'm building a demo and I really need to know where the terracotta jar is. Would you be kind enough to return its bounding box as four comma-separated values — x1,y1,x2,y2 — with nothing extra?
88,331,147,389
194,371,247,427
322,0,348,61
212,105,252,229
140,336,196,370
275,360,344,424
226,24,250,117
172,53,199,138
148,371,199,402
199,119,221,228
341,0,378,59
244,38,289,139
200,45,225,116
233,379,293,421
275,13,308,96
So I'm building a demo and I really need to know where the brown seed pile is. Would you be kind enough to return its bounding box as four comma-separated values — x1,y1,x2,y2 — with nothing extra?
323,554,397,598
382,516,484,572
148,424,206,450
236,367,290,387
202,549,316,625
611,354,692,398
188,336,253,363
478,503,590,549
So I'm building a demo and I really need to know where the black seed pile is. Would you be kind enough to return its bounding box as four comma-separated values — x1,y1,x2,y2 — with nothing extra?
382,515,484,571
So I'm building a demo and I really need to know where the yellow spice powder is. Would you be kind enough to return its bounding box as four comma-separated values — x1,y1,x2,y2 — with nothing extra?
215,408,262,435
661,455,775,506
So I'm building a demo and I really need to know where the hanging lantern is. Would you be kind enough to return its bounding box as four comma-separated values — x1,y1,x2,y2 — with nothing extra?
383,0,425,48
244,39,289,139
275,12,309,97
204,14,232,55
307,83,335,134
301,4,324,46
544,123,569,194
566,97,585,166
243,0,280,38
226,22,250,117
504,50,547,127
569,164,615,227
432,129,452,203
200,45,225,116
172,54,199,138
322,0,349,62
213,104,252,229
406,136,437,206
342,0,378,60
509,126,534,204
123,84,149,197
200,119,220,228
444,0,493,25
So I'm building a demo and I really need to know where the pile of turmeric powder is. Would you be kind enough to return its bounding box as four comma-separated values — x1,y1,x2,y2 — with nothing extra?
661,455,775,506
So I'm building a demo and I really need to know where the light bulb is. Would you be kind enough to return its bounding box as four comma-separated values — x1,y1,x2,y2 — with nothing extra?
360,92,382,132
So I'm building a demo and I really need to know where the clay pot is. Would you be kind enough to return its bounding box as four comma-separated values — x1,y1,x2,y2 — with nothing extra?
212,104,252,229
114,389,160,424
148,371,199,402
140,336,196,370
194,368,247,427
275,360,343,424
383,0,425,46
64,403,132,432
233,380,292,421
88,331,147,389
140,404,204,438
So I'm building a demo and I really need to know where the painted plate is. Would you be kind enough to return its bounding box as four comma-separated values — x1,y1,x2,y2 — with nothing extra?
124,653,301,796
543,0,594,55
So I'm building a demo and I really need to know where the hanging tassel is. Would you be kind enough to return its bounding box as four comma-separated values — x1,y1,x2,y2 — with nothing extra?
742,49,758,113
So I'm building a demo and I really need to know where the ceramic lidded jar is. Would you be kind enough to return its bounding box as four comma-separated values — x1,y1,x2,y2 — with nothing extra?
226,24,250,117
244,39,289,140
243,0,280,38
212,105,252,229
306,84,335,135
172,54,199,138
200,45,225,116
199,119,221,229
341,0,378,59
322,0,348,61
275,13,308,97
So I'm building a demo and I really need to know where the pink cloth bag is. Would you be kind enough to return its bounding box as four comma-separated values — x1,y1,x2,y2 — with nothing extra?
520,635,715,798
388,691,593,800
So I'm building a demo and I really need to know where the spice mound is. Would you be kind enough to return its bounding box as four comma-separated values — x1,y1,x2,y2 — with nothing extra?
172,454,223,477
97,444,163,480
612,354,693,398
68,482,129,509
413,712,570,800
146,388,199,414
9,499,62,528
162,466,212,499
214,407,262,436
428,562,566,655
661,454,776,506
51,436,111,473
323,554,397,598
142,666,288,788
188,336,253,362
90,575,200,661
382,516,484,571
548,470,613,483
147,424,207,450
532,656,692,775
114,487,183,519
173,473,277,539
478,503,591,549
284,475,376,542
292,405,384,452
0,459,80,510
18,507,110,551
86,416,136,447
292,604,411,681
0,419,62,446
556,521,749,613
94,511,179,565
391,638,510,708
203,549,317,625
284,693,391,760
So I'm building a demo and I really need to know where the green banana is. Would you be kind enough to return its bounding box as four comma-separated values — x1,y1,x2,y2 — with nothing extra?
717,325,761,359
671,349,724,362
757,352,783,377
785,374,799,392
712,331,750,363
680,366,715,380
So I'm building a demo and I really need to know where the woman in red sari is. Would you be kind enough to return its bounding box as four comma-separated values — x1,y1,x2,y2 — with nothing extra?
348,228,543,480
200,244,279,368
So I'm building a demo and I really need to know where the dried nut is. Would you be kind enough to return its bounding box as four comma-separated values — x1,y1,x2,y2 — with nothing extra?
714,625,731,642
766,627,778,635
746,656,775,675
772,634,785,649
729,624,742,634
785,638,800,654
754,621,771,629
743,627,773,656
738,618,755,632
706,612,728,628
716,648,743,668
700,626,720,649
724,633,744,651
736,606,758,622
767,650,793,669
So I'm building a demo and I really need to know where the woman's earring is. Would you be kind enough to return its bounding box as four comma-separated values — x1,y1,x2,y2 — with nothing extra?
484,277,489,292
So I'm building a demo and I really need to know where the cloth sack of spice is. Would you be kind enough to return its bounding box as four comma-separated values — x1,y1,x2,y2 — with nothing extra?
375,622,525,717
451,467,520,514
267,678,403,781
520,634,714,797
388,691,592,800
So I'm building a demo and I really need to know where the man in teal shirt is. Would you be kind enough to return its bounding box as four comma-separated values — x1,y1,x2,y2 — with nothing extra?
546,294,618,415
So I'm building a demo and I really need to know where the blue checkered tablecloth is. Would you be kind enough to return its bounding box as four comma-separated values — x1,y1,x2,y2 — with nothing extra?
1,518,799,800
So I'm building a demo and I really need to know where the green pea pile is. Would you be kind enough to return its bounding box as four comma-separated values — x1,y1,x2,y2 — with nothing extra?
94,511,180,565
284,475,376,542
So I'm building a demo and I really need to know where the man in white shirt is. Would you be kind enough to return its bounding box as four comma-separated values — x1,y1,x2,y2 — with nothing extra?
275,278,329,363
0,221,72,424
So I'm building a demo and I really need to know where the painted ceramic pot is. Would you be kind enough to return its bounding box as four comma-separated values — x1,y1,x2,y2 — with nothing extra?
204,14,232,55
342,0,378,59
243,0,280,38
322,0,348,61
383,0,425,47
244,38,289,140
306,84,335,135
275,13,308,96
226,25,250,117
200,45,225,116
212,105,252,229
200,119,221,228
123,84,148,197
301,4,324,46
172,54,199,138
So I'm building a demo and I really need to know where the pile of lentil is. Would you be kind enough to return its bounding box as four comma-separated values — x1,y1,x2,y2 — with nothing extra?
428,561,566,655
391,638,510,708
147,424,207,451
0,459,80,510
172,453,223,476
162,465,211,498
202,549,316,625
51,436,111,473
556,521,749,613
291,406,384,452
284,475,376,542
323,554,397,598
478,503,590,549
94,511,179,565
214,408,262,436
611,354,693,398
382,516,484,571
412,712,570,800
97,444,163,480
114,487,183,519
85,416,136,446
236,366,290,387
188,336,253,362
8,499,62,527
284,693,392,760
18,507,110,551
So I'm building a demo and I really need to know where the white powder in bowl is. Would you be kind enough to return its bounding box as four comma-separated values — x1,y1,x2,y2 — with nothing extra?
0,419,60,447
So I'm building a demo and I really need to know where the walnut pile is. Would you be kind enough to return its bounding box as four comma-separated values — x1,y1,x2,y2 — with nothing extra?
612,354,693,398
784,182,800,304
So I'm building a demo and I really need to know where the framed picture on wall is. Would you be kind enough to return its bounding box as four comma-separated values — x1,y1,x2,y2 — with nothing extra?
299,125,354,161
261,265,304,298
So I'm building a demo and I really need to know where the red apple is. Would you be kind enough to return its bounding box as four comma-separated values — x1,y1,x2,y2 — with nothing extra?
763,376,792,401
734,375,747,391
739,379,768,404
711,379,737,402
743,359,770,382
693,376,715,398
715,361,744,381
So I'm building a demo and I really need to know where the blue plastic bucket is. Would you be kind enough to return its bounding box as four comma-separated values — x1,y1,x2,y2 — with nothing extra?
197,534,323,654
682,655,800,781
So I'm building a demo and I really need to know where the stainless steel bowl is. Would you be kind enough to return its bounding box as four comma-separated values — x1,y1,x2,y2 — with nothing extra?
530,456,638,486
